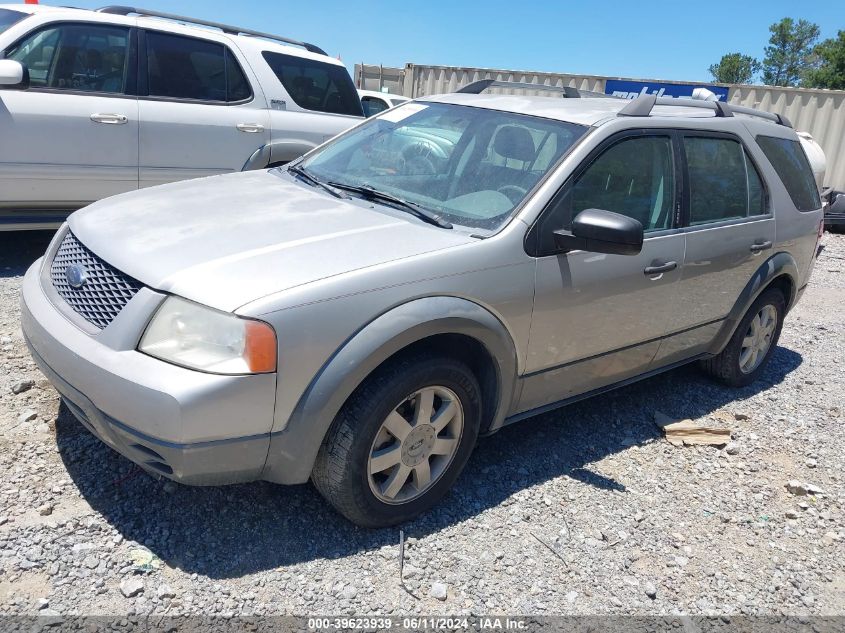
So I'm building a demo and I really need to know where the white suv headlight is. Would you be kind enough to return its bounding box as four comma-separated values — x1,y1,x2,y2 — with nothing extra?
139,297,276,374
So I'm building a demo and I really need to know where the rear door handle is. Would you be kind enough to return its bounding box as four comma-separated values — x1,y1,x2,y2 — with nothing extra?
90,113,128,125
750,240,773,253
644,261,678,275
236,123,265,133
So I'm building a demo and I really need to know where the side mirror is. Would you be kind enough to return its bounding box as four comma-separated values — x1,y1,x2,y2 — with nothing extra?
830,191,845,214
553,208,644,256
0,60,28,89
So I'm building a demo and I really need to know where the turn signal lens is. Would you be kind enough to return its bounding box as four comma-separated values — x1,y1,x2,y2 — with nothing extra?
244,319,277,373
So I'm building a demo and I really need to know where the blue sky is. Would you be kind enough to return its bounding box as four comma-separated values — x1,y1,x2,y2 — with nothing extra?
57,0,842,83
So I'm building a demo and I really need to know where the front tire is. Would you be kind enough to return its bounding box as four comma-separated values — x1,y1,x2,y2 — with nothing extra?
311,353,481,527
700,287,786,387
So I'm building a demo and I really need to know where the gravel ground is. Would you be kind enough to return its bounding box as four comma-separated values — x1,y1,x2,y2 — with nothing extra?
0,230,843,617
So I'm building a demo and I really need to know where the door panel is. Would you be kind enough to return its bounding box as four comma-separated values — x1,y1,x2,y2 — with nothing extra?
138,30,269,188
525,233,685,394
0,21,138,209
660,133,777,346
666,217,775,332
520,131,685,412
139,100,269,187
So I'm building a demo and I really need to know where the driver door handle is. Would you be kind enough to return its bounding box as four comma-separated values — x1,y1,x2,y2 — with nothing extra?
90,113,128,125
236,123,265,133
644,261,678,275
750,240,773,253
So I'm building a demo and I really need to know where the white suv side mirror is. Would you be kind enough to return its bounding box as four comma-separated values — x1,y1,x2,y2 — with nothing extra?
0,60,27,88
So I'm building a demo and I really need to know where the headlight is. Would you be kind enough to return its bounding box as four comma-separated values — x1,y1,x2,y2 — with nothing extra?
138,297,276,374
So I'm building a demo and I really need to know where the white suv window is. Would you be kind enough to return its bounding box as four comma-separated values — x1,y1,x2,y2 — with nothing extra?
262,51,363,117
0,8,27,36
6,23,130,94
145,31,251,103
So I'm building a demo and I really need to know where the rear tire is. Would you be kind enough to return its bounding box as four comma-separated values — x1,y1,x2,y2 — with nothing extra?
311,353,481,528
700,288,785,387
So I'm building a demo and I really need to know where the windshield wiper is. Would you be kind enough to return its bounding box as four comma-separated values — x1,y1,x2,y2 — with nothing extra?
287,164,347,199
326,182,453,229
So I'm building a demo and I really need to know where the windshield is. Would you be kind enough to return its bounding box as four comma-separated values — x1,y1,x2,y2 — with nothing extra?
0,8,27,36
301,102,587,232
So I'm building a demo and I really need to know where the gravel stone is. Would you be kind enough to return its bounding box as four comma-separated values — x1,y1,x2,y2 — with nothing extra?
644,582,658,599
120,578,145,598
11,380,34,394
430,582,448,601
17,409,37,424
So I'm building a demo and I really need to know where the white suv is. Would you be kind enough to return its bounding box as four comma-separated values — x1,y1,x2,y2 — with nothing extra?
0,4,364,230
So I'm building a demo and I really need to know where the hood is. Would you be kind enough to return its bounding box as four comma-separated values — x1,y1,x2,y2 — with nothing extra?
69,170,474,312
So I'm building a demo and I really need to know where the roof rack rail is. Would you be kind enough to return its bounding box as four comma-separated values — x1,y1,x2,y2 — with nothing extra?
96,6,328,56
458,79,591,98
617,94,792,127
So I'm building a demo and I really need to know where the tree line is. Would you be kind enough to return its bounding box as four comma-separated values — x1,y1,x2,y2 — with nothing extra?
709,18,844,89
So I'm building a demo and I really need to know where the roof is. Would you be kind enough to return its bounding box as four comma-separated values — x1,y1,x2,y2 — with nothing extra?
0,4,341,65
422,92,783,129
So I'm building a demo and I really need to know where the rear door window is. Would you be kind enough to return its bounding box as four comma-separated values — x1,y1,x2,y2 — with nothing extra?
684,136,768,225
145,31,251,103
756,135,821,211
6,22,130,94
262,51,363,116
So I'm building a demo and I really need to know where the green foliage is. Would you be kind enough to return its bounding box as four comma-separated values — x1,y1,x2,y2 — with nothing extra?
803,31,845,89
761,18,821,87
708,53,761,84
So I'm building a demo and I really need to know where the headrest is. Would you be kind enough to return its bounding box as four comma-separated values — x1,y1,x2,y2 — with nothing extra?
493,125,536,162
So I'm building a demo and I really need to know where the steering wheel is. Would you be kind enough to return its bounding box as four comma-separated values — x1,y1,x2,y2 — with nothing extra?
497,185,528,203
401,143,437,176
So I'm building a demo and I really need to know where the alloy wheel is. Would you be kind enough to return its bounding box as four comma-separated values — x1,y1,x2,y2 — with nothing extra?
739,304,778,374
367,386,464,504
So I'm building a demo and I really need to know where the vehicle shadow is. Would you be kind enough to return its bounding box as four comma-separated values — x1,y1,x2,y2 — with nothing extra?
0,230,55,277
54,345,803,579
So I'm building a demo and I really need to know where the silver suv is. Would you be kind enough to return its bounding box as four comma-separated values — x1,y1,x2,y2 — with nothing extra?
0,4,362,230
21,82,824,527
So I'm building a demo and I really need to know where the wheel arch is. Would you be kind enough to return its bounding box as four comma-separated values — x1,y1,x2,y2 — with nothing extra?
261,296,519,484
707,251,799,356
241,140,320,171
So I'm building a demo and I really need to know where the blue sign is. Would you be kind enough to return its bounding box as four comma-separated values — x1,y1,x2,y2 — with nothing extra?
605,79,729,102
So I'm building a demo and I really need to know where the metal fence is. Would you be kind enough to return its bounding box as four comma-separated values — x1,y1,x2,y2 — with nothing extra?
355,63,845,191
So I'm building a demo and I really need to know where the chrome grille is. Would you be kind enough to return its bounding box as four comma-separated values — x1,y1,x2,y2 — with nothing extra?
50,231,142,329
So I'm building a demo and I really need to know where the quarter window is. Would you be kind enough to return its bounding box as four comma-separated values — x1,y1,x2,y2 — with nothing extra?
684,136,767,225
262,51,363,117
6,23,130,94
756,135,821,211
145,31,251,102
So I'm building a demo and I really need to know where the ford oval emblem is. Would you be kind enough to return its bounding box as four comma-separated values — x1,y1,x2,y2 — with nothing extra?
65,264,88,289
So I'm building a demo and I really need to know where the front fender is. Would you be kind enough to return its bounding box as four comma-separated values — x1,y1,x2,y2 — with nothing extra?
241,140,320,170
707,251,799,356
261,296,519,484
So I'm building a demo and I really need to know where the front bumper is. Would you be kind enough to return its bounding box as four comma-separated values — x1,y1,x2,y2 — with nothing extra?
21,257,277,485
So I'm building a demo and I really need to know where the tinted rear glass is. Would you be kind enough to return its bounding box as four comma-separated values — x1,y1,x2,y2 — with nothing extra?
146,31,252,102
0,9,27,36
756,135,821,211
262,51,363,117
